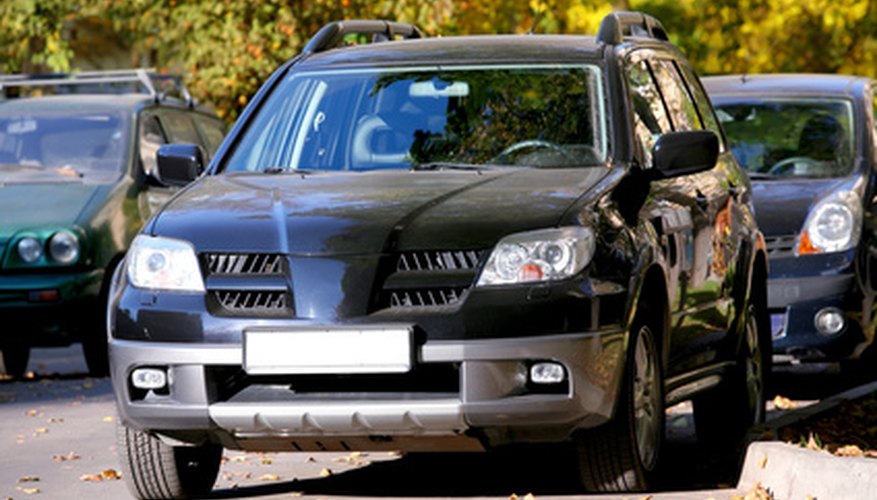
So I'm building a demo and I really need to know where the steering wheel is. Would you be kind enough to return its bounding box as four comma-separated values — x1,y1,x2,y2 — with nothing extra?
492,139,575,165
767,156,822,175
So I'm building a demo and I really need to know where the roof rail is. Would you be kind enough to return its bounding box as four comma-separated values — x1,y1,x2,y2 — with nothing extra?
0,69,195,107
303,20,424,55
596,11,669,45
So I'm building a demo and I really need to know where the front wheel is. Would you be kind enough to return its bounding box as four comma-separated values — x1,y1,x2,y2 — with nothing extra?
575,316,664,492
117,423,222,500
694,303,768,447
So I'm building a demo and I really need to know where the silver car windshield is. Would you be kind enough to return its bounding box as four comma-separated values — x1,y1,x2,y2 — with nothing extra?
225,64,607,172
714,98,855,179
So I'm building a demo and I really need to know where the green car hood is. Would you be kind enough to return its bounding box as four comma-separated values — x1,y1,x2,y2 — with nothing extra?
0,183,105,242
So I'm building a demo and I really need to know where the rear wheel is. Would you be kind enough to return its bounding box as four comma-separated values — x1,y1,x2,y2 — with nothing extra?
694,303,767,447
117,423,222,500
0,342,30,378
575,313,664,492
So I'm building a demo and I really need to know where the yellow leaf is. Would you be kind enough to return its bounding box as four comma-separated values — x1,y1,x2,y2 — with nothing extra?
101,469,122,480
319,468,333,477
258,473,280,481
17,475,40,482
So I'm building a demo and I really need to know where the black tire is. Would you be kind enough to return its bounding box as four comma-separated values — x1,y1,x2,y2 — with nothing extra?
575,313,664,492
117,423,222,500
83,260,121,377
0,343,30,378
694,303,768,448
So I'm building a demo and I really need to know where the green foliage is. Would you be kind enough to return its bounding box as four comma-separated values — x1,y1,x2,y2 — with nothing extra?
2,0,877,123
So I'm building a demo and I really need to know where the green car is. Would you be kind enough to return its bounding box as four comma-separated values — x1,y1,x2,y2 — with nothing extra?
0,70,224,377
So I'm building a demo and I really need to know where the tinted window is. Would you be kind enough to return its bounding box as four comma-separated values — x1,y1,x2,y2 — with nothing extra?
194,115,225,156
626,59,672,165
651,60,701,131
160,110,201,144
714,98,854,178
678,63,723,139
139,113,166,177
224,64,607,172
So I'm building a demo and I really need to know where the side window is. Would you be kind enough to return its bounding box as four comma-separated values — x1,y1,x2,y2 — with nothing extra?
651,59,702,132
160,110,202,145
139,113,166,177
678,63,724,140
194,115,225,157
626,58,672,166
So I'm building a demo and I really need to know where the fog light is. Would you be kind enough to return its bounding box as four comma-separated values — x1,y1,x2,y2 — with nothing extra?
131,368,167,390
814,308,845,336
530,362,565,384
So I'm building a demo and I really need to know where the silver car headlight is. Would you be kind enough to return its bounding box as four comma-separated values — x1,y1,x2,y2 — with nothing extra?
127,235,205,292
798,190,862,255
477,227,596,286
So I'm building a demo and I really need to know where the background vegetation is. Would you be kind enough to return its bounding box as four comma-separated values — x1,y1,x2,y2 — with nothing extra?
1,0,875,122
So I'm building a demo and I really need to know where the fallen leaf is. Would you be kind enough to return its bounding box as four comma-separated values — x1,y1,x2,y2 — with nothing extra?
759,453,768,469
806,433,824,452
47,418,64,424
523,494,537,500
18,487,40,494
258,473,280,481
772,395,797,410
319,468,333,477
53,452,80,462
229,455,248,462
25,371,35,379
25,409,38,417
33,428,48,435
835,444,864,457
261,458,273,465
17,476,40,483
101,469,122,480
102,416,114,423
80,474,102,482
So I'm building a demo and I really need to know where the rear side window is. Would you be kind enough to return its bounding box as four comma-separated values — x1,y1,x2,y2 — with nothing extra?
678,64,724,141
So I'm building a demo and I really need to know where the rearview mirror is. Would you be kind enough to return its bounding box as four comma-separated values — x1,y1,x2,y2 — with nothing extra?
156,143,206,187
650,130,718,179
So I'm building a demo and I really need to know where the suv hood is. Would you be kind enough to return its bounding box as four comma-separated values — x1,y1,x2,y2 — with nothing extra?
751,177,849,236
0,183,104,241
153,168,610,254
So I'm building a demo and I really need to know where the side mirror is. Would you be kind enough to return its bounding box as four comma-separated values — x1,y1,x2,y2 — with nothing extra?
650,130,719,179
155,143,206,187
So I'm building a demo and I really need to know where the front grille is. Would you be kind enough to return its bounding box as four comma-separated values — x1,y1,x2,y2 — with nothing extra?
202,253,292,317
212,290,288,313
377,250,484,309
765,235,797,258
204,253,284,276
397,250,481,272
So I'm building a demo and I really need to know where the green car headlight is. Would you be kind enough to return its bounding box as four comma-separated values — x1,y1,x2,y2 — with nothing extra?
17,237,43,263
48,230,80,264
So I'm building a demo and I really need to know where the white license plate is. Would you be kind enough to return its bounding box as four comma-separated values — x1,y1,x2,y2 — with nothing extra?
243,327,412,375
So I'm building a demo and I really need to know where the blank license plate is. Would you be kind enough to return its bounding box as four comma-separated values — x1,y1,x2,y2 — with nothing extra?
244,327,412,375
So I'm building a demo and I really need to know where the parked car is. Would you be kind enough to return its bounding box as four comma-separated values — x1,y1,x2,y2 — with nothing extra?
704,74,877,368
0,70,225,377
109,14,769,497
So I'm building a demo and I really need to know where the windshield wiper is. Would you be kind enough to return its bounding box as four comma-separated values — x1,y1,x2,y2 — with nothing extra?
410,162,489,172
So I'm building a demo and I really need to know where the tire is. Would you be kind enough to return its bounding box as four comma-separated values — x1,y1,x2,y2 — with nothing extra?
0,343,30,378
694,303,768,448
117,423,222,500
575,313,664,492
83,260,121,377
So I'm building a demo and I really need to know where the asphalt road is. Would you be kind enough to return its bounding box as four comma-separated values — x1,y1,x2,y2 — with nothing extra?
0,346,869,500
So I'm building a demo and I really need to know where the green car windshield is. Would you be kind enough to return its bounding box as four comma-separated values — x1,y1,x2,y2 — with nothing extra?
224,64,607,172
713,98,854,179
0,111,129,182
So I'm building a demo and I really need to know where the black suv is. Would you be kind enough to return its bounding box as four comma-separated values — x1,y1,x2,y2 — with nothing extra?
0,70,224,376
705,74,877,368
109,14,768,497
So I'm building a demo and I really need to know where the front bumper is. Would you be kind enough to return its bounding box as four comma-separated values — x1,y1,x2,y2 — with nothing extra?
110,327,626,451
767,270,866,362
0,269,102,346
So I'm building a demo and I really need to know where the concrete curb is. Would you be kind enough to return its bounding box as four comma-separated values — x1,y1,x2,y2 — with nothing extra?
737,380,877,500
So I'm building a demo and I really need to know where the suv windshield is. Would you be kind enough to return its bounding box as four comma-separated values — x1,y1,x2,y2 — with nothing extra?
224,64,606,172
714,98,854,179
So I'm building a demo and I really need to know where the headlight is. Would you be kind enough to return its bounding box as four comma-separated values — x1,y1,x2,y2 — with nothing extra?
48,230,79,264
798,190,862,255
127,235,205,292
477,227,596,286
17,237,42,263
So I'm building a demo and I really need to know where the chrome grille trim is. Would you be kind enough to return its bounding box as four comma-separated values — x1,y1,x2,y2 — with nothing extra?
205,253,284,276
397,250,482,272
212,290,287,313
389,287,467,308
